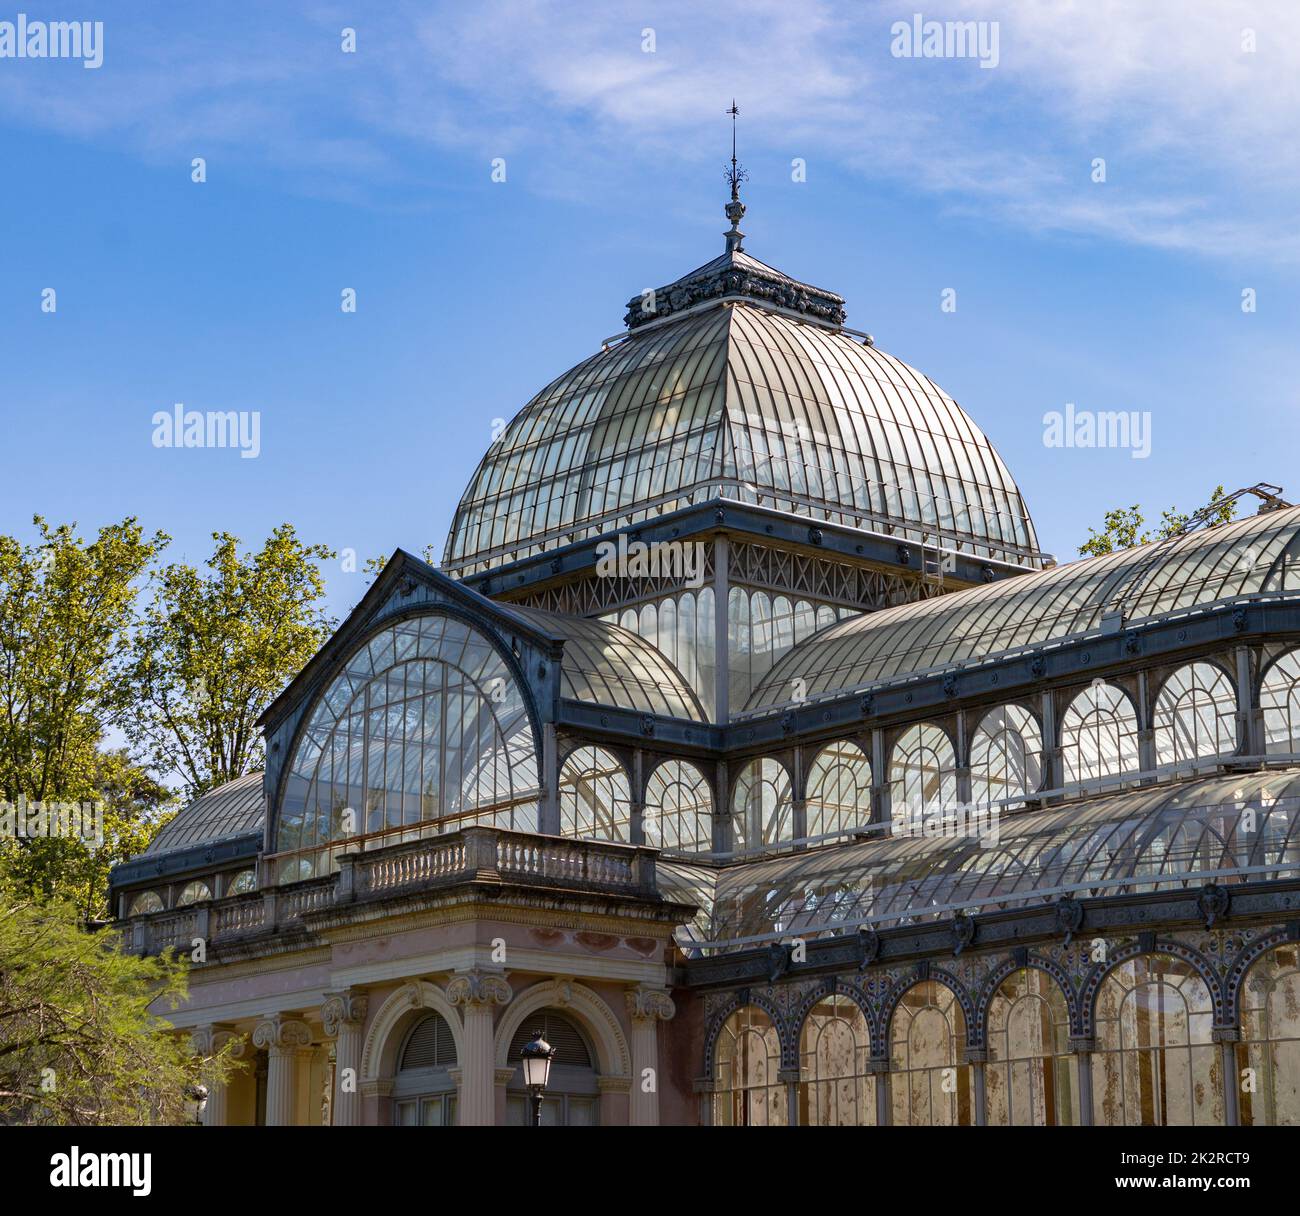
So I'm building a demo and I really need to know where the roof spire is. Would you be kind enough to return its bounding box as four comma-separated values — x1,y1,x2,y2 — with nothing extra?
724,100,747,253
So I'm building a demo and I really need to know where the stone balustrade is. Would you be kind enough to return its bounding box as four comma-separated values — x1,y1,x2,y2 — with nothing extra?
120,825,660,956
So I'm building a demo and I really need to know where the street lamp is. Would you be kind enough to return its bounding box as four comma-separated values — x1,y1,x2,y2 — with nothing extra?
183,1083,209,1126
519,1030,556,1127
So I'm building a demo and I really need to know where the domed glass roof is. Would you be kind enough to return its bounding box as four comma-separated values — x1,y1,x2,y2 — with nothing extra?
443,244,1041,575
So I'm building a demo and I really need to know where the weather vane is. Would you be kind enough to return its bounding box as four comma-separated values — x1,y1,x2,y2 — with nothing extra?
724,100,747,253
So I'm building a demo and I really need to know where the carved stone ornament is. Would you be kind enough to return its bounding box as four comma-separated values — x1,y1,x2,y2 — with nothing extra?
1055,897,1085,945
322,991,369,1038
951,912,976,956
252,1015,312,1052
1199,883,1231,929
626,986,676,1023
856,926,881,970
446,970,513,1008
765,942,790,983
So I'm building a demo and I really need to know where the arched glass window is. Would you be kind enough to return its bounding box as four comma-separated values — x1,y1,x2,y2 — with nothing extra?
507,1010,599,1126
176,880,212,907
1092,954,1222,1126
713,1006,785,1126
970,705,1042,806
731,758,793,850
1060,683,1140,786
559,746,631,842
888,723,957,816
644,759,712,852
798,995,874,1125
395,1012,458,1126
806,741,872,839
129,891,163,916
889,980,973,1126
986,969,1078,1125
276,614,538,878
1238,944,1300,1126
1153,661,1237,766
226,869,257,895
1260,649,1300,755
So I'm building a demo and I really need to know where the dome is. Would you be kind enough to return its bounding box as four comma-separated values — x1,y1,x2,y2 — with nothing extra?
443,244,1041,576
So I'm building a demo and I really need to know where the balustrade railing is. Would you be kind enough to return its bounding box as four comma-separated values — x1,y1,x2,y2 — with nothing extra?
122,826,659,955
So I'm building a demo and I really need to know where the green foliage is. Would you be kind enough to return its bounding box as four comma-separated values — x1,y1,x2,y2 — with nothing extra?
124,526,335,797
0,516,168,803
1080,485,1237,557
0,886,234,1125
0,750,174,921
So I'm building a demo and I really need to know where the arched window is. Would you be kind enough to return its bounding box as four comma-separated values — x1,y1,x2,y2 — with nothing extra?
806,741,872,839
276,614,539,878
176,880,212,907
1238,944,1300,1126
394,1012,458,1126
1092,954,1222,1126
507,1010,599,1126
798,995,874,1125
986,969,1078,1125
226,869,257,895
888,723,957,816
970,705,1042,806
1260,649,1300,754
713,1006,785,1126
644,759,712,852
731,758,793,850
1060,683,1140,785
1153,662,1237,766
559,746,631,842
889,980,973,1125
128,891,163,916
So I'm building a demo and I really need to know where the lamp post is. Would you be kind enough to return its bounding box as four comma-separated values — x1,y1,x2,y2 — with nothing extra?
183,1083,209,1126
519,1030,556,1127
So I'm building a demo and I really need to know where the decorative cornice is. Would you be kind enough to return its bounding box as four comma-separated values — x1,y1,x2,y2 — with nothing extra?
446,969,513,1008
626,985,676,1023
321,990,369,1037
252,1014,312,1052
624,261,846,332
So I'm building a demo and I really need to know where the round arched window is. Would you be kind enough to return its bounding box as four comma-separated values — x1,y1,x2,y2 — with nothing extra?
275,614,539,877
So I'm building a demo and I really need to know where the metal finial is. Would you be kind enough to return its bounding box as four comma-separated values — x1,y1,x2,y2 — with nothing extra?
724,100,747,253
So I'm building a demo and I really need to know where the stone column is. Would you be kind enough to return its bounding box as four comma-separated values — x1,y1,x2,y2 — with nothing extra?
868,1056,892,1125
1214,1027,1241,1126
777,1067,801,1126
964,1047,987,1126
1069,1036,1095,1126
189,1025,246,1127
625,986,676,1125
322,989,369,1127
446,970,512,1126
253,1015,313,1126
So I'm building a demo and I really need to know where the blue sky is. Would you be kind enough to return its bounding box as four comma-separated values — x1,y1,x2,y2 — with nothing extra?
2,0,1298,620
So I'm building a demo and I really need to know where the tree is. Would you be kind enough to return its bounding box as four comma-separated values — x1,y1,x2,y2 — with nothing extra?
125,526,335,797
0,749,175,921
1079,485,1237,557
0,516,168,804
0,885,233,1125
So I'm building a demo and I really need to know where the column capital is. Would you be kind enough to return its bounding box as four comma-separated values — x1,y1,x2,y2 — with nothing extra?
322,990,369,1038
190,1023,247,1057
625,985,676,1023
253,1014,313,1053
447,969,512,1008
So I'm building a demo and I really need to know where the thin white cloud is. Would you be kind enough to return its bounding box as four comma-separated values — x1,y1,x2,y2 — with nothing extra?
0,0,1295,257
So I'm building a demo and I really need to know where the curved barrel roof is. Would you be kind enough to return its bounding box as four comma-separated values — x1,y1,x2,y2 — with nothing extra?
745,504,1300,712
